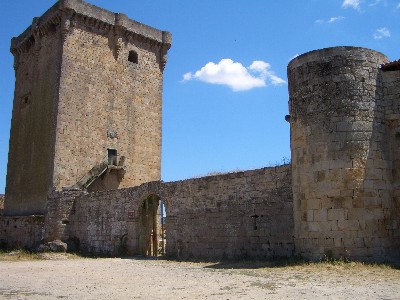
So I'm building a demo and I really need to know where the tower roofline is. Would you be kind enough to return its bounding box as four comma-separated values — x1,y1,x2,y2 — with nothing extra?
287,46,388,70
10,0,172,54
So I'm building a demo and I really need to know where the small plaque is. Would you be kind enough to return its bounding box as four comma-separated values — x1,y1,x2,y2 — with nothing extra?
128,210,135,219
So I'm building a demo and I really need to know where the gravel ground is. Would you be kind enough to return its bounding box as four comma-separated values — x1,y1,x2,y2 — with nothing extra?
0,255,399,299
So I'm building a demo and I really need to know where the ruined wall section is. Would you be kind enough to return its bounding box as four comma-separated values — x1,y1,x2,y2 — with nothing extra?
288,46,397,262
5,21,62,216
0,216,45,249
53,9,171,191
164,165,293,260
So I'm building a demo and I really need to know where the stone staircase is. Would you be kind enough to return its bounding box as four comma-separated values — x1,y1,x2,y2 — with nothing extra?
68,155,125,190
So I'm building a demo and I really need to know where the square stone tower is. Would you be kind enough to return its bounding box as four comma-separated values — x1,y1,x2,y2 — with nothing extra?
5,0,171,215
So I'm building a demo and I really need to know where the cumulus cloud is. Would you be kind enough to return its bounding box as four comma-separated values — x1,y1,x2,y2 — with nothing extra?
342,0,361,10
373,27,391,39
316,16,345,24
182,59,286,92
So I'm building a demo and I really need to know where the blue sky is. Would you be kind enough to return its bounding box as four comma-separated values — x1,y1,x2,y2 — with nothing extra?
0,0,399,193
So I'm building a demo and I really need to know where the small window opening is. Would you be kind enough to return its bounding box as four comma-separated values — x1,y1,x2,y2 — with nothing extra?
108,149,117,166
128,50,138,64
20,93,31,109
21,95,31,105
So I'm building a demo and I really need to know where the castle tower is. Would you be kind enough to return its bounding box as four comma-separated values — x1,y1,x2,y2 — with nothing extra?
5,0,171,215
287,47,397,261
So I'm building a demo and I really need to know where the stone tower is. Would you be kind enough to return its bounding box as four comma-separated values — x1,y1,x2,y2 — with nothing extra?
5,0,171,215
288,46,400,262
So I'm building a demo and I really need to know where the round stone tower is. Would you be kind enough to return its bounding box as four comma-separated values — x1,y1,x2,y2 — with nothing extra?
288,46,392,261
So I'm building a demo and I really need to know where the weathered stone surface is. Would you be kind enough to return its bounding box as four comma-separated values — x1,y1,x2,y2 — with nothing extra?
5,0,171,216
0,215,45,249
164,165,294,260
41,166,293,259
38,240,68,253
1,1,399,264
288,46,400,262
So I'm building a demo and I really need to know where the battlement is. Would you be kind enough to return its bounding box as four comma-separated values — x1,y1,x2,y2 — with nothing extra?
10,0,171,55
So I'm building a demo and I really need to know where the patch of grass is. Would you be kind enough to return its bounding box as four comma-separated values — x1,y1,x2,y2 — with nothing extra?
0,249,84,261
0,249,43,261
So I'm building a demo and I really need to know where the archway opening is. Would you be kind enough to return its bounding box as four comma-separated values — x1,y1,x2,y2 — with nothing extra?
139,194,165,256
159,199,166,255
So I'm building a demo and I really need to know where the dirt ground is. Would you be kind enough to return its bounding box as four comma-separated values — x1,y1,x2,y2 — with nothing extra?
0,254,399,299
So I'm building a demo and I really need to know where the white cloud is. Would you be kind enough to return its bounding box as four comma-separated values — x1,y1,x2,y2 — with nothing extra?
342,0,361,10
315,16,344,24
182,59,286,92
373,27,391,39
328,16,345,23
368,0,383,6
183,72,192,81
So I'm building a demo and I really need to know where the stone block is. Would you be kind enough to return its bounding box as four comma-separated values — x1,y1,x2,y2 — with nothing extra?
337,220,360,231
334,237,342,247
313,209,328,222
327,208,345,221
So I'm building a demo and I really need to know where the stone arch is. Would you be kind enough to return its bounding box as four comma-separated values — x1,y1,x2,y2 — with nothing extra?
138,193,161,256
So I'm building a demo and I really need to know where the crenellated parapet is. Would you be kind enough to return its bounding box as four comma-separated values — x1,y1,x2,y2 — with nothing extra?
10,0,172,69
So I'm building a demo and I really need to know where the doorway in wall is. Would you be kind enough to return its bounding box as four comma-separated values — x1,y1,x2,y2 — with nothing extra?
139,194,165,256
107,149,117,165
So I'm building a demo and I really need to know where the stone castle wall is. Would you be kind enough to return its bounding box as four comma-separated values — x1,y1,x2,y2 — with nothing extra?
164,165,293,260
1,1,399,263
0,216,45,249
5,20,62,215
288,47,399,262
382,64,400,262
48,182,162,256
37,166,293,259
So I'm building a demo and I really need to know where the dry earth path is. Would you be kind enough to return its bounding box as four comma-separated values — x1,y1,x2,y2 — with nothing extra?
0,255,399,299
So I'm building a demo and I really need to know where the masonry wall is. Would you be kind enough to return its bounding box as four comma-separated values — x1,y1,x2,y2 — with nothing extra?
53,182,162,256
43,166,293,259
288,46,399,262
4,0,171,216
382,68,400,261
0,215,45,249
5,24,61,215
53,10,167,191
164,165,294,260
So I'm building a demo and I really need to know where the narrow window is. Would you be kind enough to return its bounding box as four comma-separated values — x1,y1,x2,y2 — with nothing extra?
108,149,117,165
128,50,138,64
